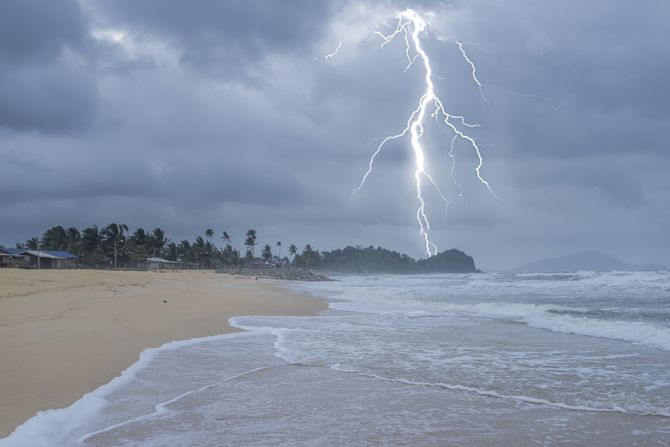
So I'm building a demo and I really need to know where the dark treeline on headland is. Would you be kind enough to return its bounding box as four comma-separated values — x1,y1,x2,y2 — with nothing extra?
319,245,479,273
4,224,478,273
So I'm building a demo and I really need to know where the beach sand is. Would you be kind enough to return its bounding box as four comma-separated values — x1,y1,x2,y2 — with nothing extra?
0,269,325,437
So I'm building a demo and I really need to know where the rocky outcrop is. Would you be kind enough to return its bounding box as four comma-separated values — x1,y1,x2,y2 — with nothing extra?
218,267,332,281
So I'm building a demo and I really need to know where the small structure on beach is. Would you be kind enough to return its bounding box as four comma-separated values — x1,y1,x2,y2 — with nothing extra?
140,256,198,270
0,247,28,267
143,256,180,270
18,250,79,269
249,258,274,269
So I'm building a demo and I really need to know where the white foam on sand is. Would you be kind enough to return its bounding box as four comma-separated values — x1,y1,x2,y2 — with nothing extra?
0,330,266,447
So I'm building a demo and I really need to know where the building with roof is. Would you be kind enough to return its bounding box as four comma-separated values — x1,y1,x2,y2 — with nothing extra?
249,257,274,269
140,256,198,270
0,247,27,267
18,250,79,269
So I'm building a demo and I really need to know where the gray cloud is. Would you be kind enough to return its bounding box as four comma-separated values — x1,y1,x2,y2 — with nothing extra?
0,0,98,133
90,0,333,79
0,0,86,62
1,0,668,270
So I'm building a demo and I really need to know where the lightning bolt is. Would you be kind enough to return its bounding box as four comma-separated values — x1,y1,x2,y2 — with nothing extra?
352,9,499,257
455,41,559,112
456,41,493,112
449,135,463,198
318,40,342,62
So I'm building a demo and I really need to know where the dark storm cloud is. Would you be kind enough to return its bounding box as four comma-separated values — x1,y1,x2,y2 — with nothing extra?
91,0,333,77
0,0,668,269
0,61,98,132
0,0,98,132
0,0,86,62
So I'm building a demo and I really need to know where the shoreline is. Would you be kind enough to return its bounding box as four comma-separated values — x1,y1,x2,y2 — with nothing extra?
0,269,327,438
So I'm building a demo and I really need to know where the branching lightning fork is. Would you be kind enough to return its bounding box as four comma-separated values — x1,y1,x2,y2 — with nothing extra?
456,41,493,111
352,9,498,257
320,40,342,62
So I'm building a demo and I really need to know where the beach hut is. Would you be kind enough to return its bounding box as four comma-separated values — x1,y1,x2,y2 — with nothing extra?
18,250,79,269
143,256,181,270
0,247,28,267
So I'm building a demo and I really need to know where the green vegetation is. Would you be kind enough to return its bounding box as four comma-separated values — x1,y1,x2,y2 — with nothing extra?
414,249,479,273
244,229,257,259
9,225,478,273
261,244,273,261
319,245,413,272
15,224,247,268
317,245,478,273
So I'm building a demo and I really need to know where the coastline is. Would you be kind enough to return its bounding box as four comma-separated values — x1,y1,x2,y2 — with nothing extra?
0,269,326,438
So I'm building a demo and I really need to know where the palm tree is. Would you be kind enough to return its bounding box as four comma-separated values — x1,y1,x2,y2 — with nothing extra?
118,224,129,265
288,244,298,267
194,236,206,266
26,236,40,250
81,226,102,261
128,228,150,262
104,223,128,268
221,231,232,265
244,229,257,258
262,244,272,261
304,244,313,267
42,226,67,250
65,227,81,253
26,236,41,268
178,240,191,262
166,242,178,261
151,228,169,257
205,228,214,245
203,229,215,265
222,244,234,266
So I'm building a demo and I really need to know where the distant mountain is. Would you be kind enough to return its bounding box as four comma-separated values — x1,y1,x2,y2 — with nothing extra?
512,251,666,273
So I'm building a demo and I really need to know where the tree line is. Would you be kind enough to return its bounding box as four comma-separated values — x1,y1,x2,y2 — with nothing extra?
7,225,478,272
9,224,323,269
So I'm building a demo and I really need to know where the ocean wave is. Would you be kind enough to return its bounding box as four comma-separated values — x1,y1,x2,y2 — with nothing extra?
328,365,670,418
417,301,670,351
524,312,670,351
296,271,670,351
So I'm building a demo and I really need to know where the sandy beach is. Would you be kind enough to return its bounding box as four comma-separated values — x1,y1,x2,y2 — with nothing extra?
0,269,325,438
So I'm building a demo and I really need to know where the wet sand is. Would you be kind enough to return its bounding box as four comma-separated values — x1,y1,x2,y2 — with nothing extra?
0,269,325,437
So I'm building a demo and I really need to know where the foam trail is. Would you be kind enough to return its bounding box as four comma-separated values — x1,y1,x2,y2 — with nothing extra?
334,369,670,418
78,366,273,443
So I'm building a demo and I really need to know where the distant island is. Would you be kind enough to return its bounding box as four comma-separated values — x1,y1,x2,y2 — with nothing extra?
512,251,666,273
319,246,479,273
2,223,479,274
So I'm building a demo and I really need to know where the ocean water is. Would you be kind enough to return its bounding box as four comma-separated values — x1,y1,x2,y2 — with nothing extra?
3,271,670,446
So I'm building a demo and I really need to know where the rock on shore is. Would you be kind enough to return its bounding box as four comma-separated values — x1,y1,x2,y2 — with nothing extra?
218,267,332,281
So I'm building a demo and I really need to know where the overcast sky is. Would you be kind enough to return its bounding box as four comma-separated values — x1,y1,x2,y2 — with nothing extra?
1,0,668,270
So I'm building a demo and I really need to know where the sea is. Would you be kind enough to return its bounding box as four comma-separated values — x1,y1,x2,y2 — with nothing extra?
3,271,670,446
